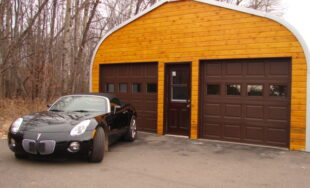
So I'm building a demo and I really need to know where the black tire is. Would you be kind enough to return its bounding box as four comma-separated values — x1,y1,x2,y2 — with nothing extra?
14,153,27,159
88,127,105,163
124,116,137,142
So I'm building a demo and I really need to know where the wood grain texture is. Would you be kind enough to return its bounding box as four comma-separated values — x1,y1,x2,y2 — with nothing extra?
190,60,199,139
91,0,307,150
157,62,165,135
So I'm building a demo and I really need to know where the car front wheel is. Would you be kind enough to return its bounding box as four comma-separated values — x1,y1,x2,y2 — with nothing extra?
88,127,105,163
124,116,137,141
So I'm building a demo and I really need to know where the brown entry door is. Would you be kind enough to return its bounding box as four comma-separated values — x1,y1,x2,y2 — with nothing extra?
165,63,191,136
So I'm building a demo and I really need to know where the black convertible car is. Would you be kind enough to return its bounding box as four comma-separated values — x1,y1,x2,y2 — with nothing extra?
8,93,137,162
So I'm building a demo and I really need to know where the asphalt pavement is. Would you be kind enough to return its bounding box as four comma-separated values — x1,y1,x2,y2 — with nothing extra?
0,132,310,188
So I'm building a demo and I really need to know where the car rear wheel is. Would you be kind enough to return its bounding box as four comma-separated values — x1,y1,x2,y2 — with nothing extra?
124,116,137,142
88,127,105,163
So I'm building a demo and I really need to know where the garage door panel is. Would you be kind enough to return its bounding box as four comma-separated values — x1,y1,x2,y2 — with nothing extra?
100,63,158,133
103,66,115,77
135,100,156,109
117,65,130,77
269,62,290,76
266,128,288,146
205,116,222,121
224,104,242,118
245,105,264,120
131,65,144,77
147,101,158,109
205,103,221,116
143,119,158,132
225,63,243,75
265,121,288,129
267,106,289,121
244,119,265,127
223,124,241,140
200,58,290,148
135,108,154,113
206,63,221,76
246,62,265,76
244,126,264,142
146,64,157,77
204,123,221,138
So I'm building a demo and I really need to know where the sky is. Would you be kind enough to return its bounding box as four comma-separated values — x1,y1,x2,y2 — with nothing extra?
282,0,310,51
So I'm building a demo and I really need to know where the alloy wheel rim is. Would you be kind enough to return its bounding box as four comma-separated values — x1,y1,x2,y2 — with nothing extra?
131,119,137,138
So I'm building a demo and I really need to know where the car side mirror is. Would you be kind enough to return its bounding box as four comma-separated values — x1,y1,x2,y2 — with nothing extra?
113,105,121,114
47,104,52,108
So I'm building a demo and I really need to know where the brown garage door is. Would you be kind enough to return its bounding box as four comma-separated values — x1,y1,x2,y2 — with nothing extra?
99,63,158,133
200,58,291,147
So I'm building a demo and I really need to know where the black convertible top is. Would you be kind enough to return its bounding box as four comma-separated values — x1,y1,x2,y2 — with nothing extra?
71,93,117,100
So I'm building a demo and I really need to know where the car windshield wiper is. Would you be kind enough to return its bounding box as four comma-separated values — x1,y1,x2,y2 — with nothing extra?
49,109,64,112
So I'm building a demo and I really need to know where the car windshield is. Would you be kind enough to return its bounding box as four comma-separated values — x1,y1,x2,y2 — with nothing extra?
49,96,109,113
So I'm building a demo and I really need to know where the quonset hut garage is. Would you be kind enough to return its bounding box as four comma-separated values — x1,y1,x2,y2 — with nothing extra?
90,0,310,151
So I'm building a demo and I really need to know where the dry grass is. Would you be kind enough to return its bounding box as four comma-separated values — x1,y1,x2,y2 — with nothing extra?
0,98,50,138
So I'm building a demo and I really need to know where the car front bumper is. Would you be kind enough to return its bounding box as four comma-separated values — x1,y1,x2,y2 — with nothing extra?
8,131,95,159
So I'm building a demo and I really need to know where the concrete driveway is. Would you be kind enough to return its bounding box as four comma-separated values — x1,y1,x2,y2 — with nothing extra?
0,132,309,188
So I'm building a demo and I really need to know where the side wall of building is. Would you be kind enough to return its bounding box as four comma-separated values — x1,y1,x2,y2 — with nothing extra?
91,0,307,150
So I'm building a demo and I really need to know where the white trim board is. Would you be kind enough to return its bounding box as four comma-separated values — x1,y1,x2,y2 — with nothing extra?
89,0,310,152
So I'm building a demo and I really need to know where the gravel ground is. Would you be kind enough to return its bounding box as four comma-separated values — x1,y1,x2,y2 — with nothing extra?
0,132,310,188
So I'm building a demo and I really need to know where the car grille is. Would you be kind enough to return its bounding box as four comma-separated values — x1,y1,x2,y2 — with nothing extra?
39,140,56,155
22,139,37,154
22,139,56,155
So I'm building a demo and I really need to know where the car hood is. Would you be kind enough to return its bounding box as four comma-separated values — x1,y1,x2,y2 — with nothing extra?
20,111,105,133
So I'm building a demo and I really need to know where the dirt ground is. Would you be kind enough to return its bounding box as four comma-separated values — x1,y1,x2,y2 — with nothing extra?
0,132,310,188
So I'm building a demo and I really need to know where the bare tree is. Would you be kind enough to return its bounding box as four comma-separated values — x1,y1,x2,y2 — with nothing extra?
62,0,72,94
47,0,58,99
71,0,100,93
215,0,283,15
1,0,49,98
0,0,284,100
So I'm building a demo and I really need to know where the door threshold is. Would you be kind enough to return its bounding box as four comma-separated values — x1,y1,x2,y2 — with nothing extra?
165,134,189,139
197,138,289,151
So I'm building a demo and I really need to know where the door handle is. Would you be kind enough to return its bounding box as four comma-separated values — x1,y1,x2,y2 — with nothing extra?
186,104,190,108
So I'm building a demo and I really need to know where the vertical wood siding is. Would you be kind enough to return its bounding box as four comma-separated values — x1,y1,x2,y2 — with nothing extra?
92,0,307,150
157,62,165,135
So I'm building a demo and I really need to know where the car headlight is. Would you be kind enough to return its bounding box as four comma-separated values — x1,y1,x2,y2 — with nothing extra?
70,120,91,136
11,118,23,134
